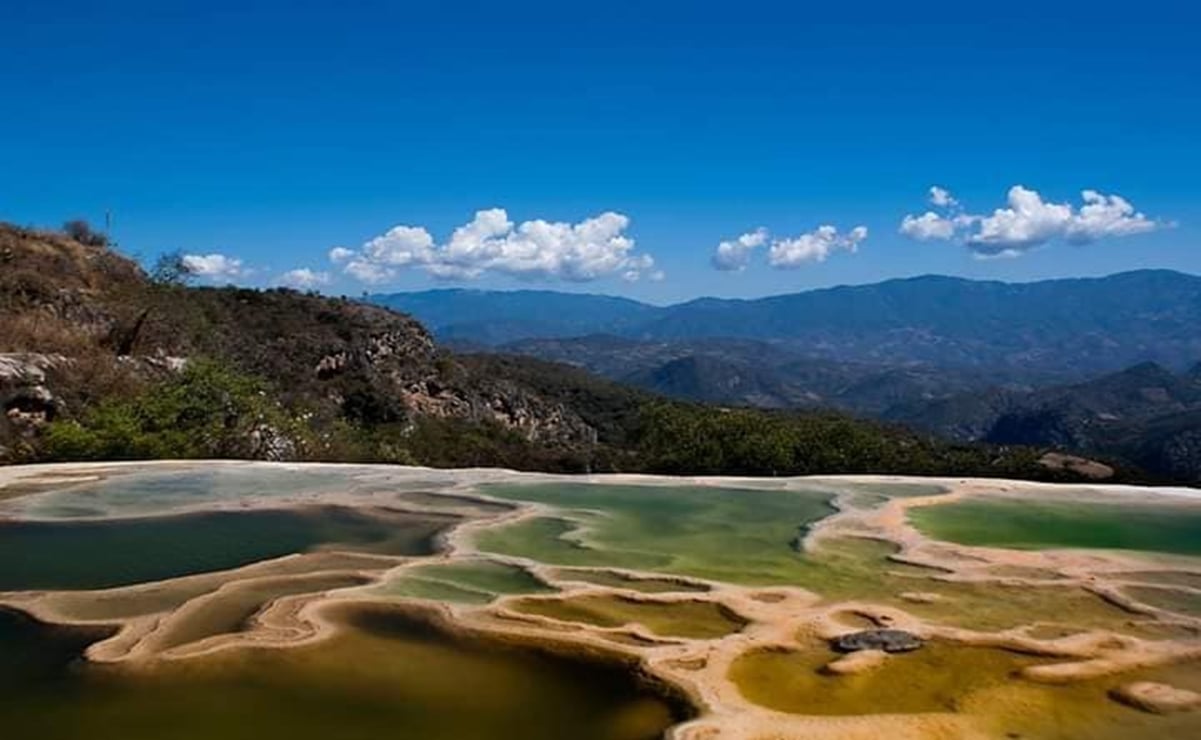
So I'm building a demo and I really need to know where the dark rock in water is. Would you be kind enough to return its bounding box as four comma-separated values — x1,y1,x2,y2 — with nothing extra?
831,629,923,654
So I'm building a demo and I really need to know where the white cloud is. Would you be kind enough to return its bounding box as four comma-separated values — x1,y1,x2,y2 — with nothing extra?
711,228,768,271
900,185,1164,256
363,225,437,266
768,225,868,268
181,253,243,279
277,268,330,289
900,211,958,241
1066,189,1159,243
344,259,395,284
334,208,656,284
929,186,958,208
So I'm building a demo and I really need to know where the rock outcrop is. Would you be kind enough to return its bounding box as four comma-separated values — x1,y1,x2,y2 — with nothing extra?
0,353,66,459
831,629,924,654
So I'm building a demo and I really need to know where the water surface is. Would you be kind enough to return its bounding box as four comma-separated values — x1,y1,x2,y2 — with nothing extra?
476,483,836,585
0,506,453,590
0,605,685,740
910,498,1201,555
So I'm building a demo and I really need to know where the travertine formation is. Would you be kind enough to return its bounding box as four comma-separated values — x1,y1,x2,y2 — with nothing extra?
1,461,1199,740
1111,682,1201,714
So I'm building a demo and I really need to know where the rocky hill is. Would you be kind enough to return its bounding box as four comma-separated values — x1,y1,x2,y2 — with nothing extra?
0,224,597,466
0,221,1125,483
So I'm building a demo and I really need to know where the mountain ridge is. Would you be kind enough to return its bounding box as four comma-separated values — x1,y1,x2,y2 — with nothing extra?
376,268,1199,315
373,269,1201,377
1,221,1089,482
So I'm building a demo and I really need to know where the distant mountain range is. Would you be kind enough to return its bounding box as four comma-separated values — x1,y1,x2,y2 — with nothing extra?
5,221,1083,483
372,271,1201,481
372,270,1201,378
892,361,1201,482
491,335,1030,415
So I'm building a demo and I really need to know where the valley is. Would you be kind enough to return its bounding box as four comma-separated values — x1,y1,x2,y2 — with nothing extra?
374,283,1201,483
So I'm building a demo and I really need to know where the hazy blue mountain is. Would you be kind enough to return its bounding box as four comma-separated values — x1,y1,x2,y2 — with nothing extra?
370,288,657,344
373,270,1201,377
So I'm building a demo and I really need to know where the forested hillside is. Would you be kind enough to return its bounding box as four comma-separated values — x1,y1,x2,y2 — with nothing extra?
0,222,1123,482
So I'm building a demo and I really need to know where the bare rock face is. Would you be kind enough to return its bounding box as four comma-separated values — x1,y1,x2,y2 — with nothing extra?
831,629,924,654
1111,682,1201,714
0,354,66,458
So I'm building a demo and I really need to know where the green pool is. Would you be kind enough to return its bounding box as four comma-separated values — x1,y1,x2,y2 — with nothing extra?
909,497,1201,555
0,506,454,591
475,483,838,585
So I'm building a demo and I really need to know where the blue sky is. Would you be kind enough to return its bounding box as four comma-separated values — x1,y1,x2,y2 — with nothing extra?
2,1,1197,303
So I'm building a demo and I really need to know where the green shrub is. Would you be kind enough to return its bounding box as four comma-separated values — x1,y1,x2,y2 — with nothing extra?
42,360,289,461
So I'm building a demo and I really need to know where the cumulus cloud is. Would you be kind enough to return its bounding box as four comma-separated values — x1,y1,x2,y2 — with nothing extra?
1066,190,1159,243
900,185,1164,257
344,259,394,284
277,268,330,289
181,253,243,279
929,186,958,208
711,228,769,271
711,224,867,271
900,211,958,241
768,225,868,268
334,208,656,284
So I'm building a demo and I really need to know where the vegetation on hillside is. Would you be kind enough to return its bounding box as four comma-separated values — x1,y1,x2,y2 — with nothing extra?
42,360,295,461
0,221,1129,483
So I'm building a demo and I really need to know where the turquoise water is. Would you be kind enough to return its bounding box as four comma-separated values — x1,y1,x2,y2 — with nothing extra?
0,506,453,590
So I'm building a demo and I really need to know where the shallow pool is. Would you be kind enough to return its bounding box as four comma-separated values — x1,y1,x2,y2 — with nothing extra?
0,506,454,590
909,497,1201,555
0,605,685,740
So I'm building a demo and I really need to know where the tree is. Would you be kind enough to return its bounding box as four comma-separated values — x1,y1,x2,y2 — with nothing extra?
150,250,196,285
62,219,109,248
